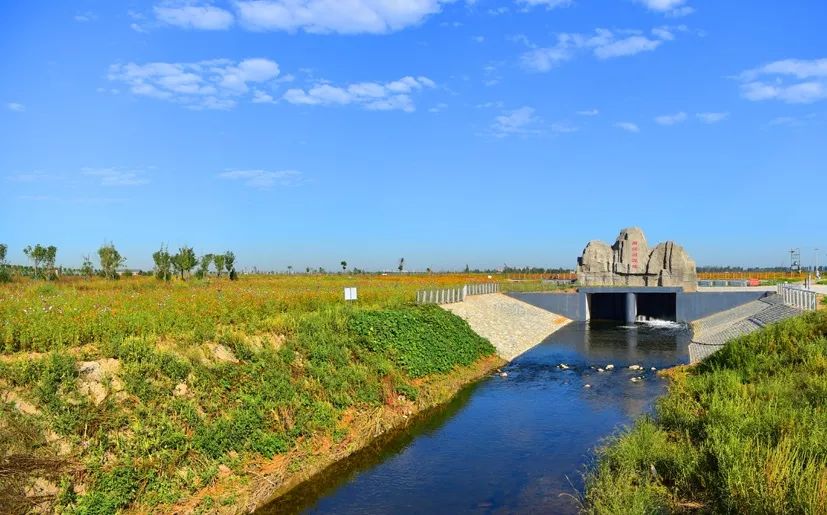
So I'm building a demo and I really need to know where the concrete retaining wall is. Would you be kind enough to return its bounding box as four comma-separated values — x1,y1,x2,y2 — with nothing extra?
506,293,585,321
508,290,771,323
676,291,770,321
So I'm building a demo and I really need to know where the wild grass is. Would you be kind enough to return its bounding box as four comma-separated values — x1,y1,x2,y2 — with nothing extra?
0,275,498,512
584,311,827,514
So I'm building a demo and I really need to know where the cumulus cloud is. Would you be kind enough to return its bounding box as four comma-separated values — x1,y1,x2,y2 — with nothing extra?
614,122,640,133
696,112,729,123
6,102,25,112
154,2,234,30
577,108,599,116
108,58,280,109
737,58,827,104
282,75,435,112
654,111,687,125
234,0,452,34
82,167,150,186
218,169,302,188
520,27,675,72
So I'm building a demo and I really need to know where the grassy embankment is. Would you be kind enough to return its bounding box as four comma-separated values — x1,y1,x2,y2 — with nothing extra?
0,274,512,513
585,306,827,514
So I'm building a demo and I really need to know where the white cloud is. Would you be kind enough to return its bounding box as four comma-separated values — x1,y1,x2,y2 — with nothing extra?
615,122,640,133
636,0,693,16
517,0,572,9
6,102,25,112
108,58,280,109
155,3,235,30
74,12,98,22
219,169,301,188
282,75,435,112
234,0,452,34
492,106,539,137
737,58,827,104
82,167,150,186
520,28,673,72
577,108,599,116
654,111,687,125
428,102,448,113
696,112,729,123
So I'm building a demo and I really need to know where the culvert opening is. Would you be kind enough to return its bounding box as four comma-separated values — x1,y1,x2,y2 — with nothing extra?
587,292,677,322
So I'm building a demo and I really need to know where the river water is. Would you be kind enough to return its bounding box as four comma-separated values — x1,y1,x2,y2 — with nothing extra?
262,320,691,514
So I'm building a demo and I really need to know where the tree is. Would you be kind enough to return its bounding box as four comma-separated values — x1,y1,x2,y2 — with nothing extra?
0,243,6,265
287,265,293,275
223,251,237,280
398,257,405,273
98,243,125,279
305,267,310,274
81,255,94,278
197,253,214,279
152,245,173,281
23,244,54,279
213,254,225,278
0,243,8,283
341,260,347,272
172,246,197,280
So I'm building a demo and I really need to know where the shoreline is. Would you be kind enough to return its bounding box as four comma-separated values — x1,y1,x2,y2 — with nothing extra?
176,353,506,513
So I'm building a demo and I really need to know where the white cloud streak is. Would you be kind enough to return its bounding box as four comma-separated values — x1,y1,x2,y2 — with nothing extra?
282,76,435,112
82,167,150,186
738,58,827,104
234,0,452,34
520,27,676,72
696,112,729,123
155,3,235,30
615,122,640,133
6,102,25,112
654,111,687,125
218,169,302,188
108,58,280,109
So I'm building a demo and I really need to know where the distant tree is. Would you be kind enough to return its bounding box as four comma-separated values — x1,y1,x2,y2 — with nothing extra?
81,255,95,278
398,257,405,273
152,245,173,281
341,260,347,272
287,265,293,275
98,243,125,280
23,244,55,279
224,251,235,274
0,243,8,283
213,254,225,278
305,267,310,274
196,253,214,279
426,267,432,274
172,246,197,280
464,264,470,273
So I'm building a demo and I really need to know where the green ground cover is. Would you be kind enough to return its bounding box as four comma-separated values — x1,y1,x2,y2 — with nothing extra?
585,310,827,514
0,277,495,513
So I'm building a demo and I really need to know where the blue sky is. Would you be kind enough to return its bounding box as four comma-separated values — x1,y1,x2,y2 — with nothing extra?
1,0,825,271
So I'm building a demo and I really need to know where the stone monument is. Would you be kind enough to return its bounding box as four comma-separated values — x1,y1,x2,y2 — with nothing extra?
576,227,698,291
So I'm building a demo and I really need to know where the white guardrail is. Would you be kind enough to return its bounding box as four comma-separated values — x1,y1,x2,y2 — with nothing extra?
416,282,500,305
777,284,818,311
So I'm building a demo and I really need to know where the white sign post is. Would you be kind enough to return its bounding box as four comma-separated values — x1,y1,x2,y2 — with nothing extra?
344,287,358,301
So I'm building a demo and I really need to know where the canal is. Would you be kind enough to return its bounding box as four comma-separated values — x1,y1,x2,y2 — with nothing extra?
262,320,691,514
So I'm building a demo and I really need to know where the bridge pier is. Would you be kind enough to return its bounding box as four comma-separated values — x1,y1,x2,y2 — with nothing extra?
625,292,637,325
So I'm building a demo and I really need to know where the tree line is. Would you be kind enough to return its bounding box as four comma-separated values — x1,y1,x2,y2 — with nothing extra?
0,243,238,282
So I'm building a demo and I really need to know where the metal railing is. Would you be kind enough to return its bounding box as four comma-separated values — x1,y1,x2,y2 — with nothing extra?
416,282,500,305
777,284,818,311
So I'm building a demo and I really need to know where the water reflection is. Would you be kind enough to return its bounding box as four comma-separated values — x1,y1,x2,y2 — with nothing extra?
261,321,690,515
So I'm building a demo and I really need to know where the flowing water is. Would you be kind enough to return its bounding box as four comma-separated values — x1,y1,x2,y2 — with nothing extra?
261,320,691,514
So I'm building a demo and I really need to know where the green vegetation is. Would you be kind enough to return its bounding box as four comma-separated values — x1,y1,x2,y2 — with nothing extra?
585,310,827,514
0,277,495,512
